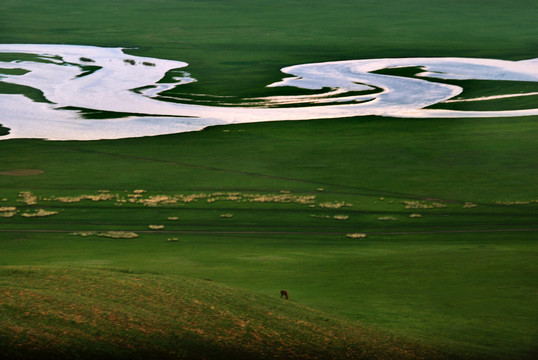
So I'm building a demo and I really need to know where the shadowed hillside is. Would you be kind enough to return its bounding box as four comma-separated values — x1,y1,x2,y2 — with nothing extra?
0,266,447,360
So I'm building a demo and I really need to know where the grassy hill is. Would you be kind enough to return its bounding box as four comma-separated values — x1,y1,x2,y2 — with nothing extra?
0,266,446,360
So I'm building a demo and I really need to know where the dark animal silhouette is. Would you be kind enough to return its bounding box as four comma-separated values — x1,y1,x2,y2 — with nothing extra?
280,290,289,300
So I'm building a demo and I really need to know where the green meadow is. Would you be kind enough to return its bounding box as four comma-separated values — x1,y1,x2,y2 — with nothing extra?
1,1,537,359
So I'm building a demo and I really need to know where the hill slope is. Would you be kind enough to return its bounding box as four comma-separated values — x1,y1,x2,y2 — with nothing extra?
0,266,446,360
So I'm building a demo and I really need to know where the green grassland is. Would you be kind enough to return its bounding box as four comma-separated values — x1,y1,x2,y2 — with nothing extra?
0,266,449,360
1,118,537,359
1,0,538,359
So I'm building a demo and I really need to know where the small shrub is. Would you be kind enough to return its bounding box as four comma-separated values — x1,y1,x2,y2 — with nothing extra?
142,61,156,67
123,59,136,65
79,57,95,62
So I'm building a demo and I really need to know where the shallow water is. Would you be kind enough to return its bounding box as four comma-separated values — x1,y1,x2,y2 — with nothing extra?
1,44,537,140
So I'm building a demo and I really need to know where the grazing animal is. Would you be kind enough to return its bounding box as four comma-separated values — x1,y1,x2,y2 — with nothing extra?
280,290,289,300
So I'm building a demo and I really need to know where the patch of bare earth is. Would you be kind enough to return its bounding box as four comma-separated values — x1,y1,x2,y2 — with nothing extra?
0,169,44,176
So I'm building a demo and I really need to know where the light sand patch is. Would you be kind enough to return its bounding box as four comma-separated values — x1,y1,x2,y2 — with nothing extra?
247,193,315,204
0,169,44,176
346,233,367,239
318,201,352,209
0,206,17,217
0,211,17,217
18,192,37,205
99,231,138,239
148,225,164,230
403,200,446,209
53,193,114,203
21,209,58,217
